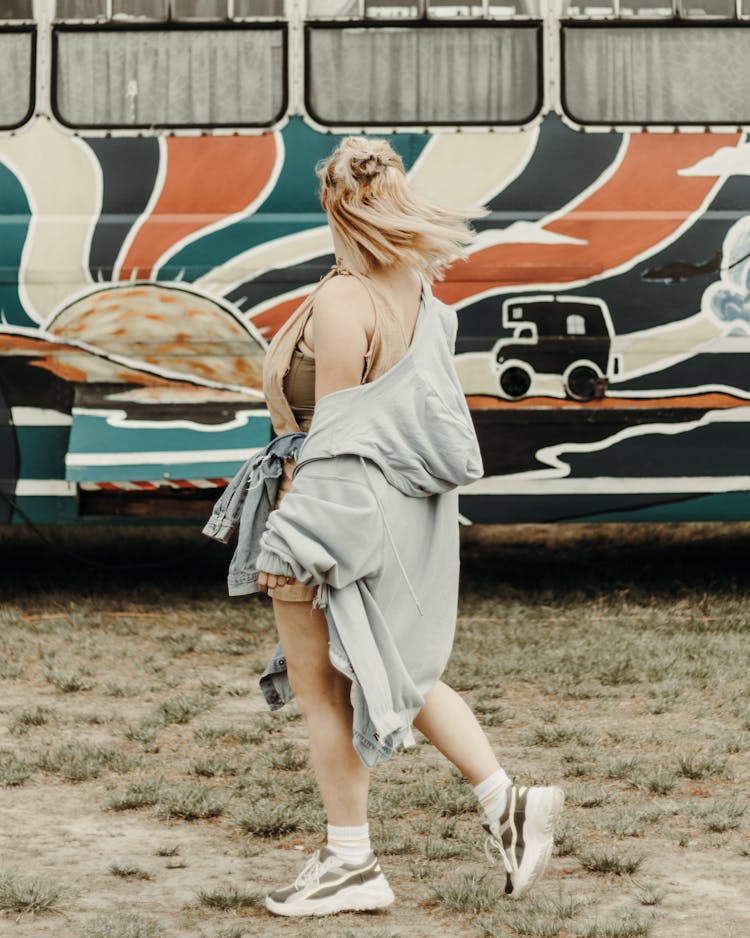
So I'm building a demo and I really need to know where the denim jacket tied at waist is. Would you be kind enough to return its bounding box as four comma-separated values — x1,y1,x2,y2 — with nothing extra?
201,431,306,596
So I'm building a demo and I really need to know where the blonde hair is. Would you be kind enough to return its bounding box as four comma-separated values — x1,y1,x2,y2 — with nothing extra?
316,136,483,281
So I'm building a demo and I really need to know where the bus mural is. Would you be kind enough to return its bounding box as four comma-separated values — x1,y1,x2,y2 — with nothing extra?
2,5,750,526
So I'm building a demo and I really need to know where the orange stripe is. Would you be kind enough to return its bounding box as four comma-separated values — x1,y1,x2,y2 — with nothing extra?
120,135,277,280
466,392,750,410
436,133,740,305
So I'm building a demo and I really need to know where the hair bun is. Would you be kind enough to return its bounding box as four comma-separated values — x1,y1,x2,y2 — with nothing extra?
350,150,386,182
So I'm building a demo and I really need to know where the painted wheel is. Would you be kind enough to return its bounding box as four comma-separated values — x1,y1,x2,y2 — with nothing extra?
565,364,600,401
498,364,532,400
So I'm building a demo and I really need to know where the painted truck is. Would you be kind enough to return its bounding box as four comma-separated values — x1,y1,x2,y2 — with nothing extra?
2,1,750,526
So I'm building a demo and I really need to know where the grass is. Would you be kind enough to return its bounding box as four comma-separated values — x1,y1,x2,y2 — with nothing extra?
38,742,137,781
46,667,95,692
155,693,214,725
478,895,582,937
0,750,32,786
197,885,263,909
429,872,502,914
577,848,644,875
108,779,163,811
10,704,54,735
156,783,226,820
2,522,750,938
576,910,652,937
109,861,152,880
0,869,66,913
83,911,160,938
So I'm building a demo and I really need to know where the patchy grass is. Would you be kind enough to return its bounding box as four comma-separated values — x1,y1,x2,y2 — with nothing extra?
577,848,644,875
429,872,502,914
0,869,66,913
109,861,152,881
0,750,32,787
197,884,263,909
38,742,137,781
157,784,227,820
83,911,160,938
2,522,750,938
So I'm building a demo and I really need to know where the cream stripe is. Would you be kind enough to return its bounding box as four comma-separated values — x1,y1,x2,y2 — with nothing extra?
407,131,537,210
0,121,100,321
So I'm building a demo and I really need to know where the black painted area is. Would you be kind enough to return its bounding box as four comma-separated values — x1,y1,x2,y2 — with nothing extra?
85,137,160,280
458,153,750,353
475,114,623,230
563,419,750,479
459,491,697,524
472,407,706,477
0,377,18,524
226,253,336,312
0,356,74,415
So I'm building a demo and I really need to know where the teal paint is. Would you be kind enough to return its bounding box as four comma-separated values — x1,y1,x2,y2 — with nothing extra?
0,161,35,328
158,118,431,282
67,460,258,483
17,427,70,480
572,491,750,524
13,496,79,525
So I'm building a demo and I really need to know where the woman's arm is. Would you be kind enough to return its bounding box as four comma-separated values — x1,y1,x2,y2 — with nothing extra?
258,276,374,593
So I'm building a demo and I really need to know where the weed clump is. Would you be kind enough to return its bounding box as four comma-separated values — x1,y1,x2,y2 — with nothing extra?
0,869,66,913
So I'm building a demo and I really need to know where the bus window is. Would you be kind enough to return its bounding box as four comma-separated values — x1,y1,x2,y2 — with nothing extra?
365,0,421,15
234,0,285,13
306,24,541,125
680,0,735,14
171,0,227,14
0,0,32,16
563,26,750,125
0,29,34,129
55,0,168,17
54,26,285,128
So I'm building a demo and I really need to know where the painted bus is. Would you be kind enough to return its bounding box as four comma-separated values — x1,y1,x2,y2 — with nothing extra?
2,0,750,527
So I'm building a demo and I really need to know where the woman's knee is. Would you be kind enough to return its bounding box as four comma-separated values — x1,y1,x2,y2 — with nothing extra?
286,657,351,716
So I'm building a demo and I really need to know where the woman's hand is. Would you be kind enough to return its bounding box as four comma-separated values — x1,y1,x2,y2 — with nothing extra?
257,571,296,593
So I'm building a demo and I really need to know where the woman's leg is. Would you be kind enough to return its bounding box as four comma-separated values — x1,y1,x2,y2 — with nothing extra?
412,680,501,786
272,597,369,826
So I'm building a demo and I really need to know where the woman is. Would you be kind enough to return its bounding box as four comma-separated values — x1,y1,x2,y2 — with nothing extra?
252,137,564,917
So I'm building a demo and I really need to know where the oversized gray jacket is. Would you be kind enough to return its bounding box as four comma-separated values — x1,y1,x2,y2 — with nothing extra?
254,277,483,767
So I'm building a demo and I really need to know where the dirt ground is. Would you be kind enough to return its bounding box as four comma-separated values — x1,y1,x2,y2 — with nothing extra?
1,522,749,938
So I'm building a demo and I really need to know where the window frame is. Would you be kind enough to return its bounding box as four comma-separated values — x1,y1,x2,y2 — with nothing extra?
303,19,544,129
0,25,36,131
50,21,288,131
560,20,750,128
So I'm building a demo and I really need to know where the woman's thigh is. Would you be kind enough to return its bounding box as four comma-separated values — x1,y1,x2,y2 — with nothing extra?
271,598,343,699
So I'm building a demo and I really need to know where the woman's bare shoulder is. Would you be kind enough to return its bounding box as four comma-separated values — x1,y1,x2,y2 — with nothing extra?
315,273,371,308
312,274,375,334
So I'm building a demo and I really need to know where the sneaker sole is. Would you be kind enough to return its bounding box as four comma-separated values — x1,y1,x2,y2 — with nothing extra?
265,877,395,917
509,786,565,900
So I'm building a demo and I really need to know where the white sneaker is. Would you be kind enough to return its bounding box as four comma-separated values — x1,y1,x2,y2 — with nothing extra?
265,846,395,917
484,784,565,899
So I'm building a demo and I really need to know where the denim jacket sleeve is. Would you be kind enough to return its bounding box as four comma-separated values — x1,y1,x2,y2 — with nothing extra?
202,432,307,596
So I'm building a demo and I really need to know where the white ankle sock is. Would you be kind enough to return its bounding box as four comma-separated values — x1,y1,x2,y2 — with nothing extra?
473,768,512,826
326,822,371,866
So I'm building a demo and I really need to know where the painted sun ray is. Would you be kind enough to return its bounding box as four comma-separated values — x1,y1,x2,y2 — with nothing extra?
153,133,284,282
198,225,333,297
406,130,539,210
0,121,102,323
442,133,743,310
117,135,279,283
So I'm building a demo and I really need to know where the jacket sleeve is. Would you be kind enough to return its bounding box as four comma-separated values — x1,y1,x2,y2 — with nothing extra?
255,456,384,589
